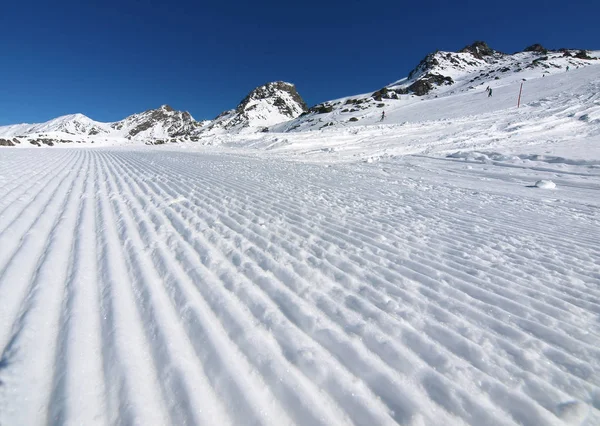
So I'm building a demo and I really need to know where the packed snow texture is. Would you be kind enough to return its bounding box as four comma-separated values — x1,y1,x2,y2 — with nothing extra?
0,148,599,426
535,179,557,189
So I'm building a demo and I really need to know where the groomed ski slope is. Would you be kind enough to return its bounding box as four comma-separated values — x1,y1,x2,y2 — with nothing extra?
0,149,599,425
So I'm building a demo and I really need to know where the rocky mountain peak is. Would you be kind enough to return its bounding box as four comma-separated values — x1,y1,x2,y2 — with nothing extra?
111,105,198,139
237,81,308,117
459,41,496,59
523,44,548,54
201,81,308,133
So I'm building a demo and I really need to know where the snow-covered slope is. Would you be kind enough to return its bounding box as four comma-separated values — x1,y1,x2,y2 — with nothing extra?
275,43,599,133
0,148,598,425
200,81,307,134
205,60,600,173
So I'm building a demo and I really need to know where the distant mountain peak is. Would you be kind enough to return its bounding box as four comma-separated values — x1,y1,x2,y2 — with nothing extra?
111,105,197,139
459,40,498,59
523,43,548,54
235,81,308,119
201,81,308,133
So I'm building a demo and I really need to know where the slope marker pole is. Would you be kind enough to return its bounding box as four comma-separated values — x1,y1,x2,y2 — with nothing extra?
517,83,523,108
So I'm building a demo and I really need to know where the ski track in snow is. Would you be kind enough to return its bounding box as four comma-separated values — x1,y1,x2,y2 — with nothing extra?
0,149,599,426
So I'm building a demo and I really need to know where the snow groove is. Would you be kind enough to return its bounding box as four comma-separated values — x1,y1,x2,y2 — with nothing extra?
0,149,598,426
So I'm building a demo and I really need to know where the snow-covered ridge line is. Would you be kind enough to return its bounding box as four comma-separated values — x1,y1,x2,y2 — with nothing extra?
0,81,308,145
0,43,598,146
277,44,600,133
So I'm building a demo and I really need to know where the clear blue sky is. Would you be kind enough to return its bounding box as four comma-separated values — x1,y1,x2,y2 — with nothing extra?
1,0,597,125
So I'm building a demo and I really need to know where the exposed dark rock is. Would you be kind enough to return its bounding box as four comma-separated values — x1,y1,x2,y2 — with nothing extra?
408,53,440,80
524,44,548,54
372,87,408,101
575,50,592,59
407,74,454,96
531,56,549,66
372,87,388,101
459,41,495,59
319,122,334,129
0,138,15,146
349,117,359,122
309,104,334,114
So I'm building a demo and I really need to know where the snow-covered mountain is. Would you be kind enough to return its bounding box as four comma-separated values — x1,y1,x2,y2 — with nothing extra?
0,105,206,146
273,42,598,133
0,42,597,146
0,114,110,138
200,81,307,134
111,105,204,140
0,81,307,145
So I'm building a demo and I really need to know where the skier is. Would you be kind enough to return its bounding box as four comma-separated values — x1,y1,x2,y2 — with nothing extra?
566,65,570,72
488,88,493,97
380,110,385,121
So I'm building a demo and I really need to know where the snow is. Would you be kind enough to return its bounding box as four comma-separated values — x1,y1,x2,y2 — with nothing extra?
535,179,557,189
1,145,599,425
1,50,600,426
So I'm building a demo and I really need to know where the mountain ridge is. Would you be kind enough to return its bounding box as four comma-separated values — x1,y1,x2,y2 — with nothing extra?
1,42,598,146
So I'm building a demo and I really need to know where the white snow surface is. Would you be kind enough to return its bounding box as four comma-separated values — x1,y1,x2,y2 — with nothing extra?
535,179,557,189
1,53,600,426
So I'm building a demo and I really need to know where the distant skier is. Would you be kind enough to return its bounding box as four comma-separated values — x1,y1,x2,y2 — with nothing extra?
380,110,385,121
566,65,570,72
488,88,493,97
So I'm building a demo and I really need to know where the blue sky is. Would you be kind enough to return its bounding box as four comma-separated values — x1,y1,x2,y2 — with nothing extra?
1,0,597,125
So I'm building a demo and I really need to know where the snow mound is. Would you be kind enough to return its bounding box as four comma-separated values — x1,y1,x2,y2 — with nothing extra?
535,179,557,189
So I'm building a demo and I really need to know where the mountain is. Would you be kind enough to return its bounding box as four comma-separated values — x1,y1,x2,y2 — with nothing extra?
0,105,206,146
272,43,598,133
200,81,308,134
111,105,204,140
0,114,110,138
0,42,598,146
0,81,307,145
